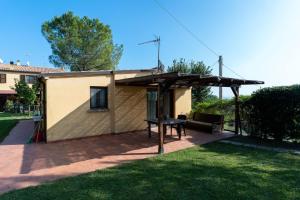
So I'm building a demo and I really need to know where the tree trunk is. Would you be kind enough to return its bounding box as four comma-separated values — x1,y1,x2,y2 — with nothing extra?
28,104,31,116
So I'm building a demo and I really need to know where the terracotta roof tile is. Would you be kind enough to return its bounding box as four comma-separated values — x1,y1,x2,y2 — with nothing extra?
0,90,17,94
0,64,64,73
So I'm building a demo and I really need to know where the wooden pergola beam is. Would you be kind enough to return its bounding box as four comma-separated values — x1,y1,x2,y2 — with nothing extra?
115,72,264,87
115,72,263,153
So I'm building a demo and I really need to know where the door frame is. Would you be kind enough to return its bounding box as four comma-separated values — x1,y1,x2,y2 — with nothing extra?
146,88,175,119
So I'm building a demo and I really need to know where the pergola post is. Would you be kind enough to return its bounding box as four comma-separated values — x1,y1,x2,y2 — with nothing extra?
157,83,165,154
231,86,241,135
157,80,175,154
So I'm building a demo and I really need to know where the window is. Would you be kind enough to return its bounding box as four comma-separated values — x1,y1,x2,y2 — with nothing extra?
90,87,108,109
0,74,6,83
20,75,25,82
20,75,37,84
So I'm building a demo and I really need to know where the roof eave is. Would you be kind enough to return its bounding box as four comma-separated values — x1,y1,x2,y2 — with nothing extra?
115,72,264,87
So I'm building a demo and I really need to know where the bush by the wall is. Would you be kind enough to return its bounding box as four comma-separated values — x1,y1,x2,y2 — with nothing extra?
242,85,300,141
193,98,234,122
4,100,14,112
193,95,250,123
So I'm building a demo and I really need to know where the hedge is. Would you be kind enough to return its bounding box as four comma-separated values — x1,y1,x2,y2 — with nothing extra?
193,85,300,142
242,85,300,141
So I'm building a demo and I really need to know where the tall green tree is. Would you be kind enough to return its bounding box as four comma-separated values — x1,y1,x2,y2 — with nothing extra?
14,80,37,115
167,59,190,73
42,11,123,71
167,58,212,102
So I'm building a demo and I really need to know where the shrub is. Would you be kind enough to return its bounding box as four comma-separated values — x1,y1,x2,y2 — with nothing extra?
4,100,14,112
193,95,250,123
242,85,300,141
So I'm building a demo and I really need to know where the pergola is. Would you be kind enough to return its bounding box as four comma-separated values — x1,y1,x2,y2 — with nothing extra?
116,72,264,154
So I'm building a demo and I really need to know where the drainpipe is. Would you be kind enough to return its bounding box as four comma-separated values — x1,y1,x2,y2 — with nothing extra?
38,76,48,143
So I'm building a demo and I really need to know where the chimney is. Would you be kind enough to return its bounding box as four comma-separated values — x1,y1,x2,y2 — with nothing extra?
16,60,21,66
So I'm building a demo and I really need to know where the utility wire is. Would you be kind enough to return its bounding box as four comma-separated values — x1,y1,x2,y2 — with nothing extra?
210,60,218,68
153,0,246,79
223,64,245,79
153,0,219,57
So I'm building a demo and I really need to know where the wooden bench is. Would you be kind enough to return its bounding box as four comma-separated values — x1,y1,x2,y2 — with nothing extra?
186,113,224,133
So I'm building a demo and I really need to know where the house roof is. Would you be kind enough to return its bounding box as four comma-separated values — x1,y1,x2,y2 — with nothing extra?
0,63,64,74
0,90,17,95
40,69,157,78
115,72,264,87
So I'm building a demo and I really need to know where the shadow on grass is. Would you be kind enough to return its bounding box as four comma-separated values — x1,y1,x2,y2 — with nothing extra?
1,142,300,200
226,135,300,151
202,142,300,169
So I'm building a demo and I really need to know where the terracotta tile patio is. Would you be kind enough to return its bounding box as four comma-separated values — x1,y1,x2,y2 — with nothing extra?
0,125,233,194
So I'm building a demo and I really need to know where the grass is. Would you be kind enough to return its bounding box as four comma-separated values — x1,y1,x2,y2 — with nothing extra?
1,142,300,200
226,135,300,151
0,112,31,142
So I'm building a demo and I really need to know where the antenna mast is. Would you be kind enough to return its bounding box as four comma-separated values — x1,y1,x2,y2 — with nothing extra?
138,36,161,72
218,55,223,99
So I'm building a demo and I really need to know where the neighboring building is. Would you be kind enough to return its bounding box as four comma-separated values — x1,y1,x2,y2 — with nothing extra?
39,70,192,142
0,63,64,111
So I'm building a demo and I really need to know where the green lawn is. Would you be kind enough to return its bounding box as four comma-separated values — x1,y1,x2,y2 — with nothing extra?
0,112,31,142
1,142,300,200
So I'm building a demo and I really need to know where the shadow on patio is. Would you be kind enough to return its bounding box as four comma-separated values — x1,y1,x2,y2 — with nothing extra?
19,128,233,174
0,128,232,194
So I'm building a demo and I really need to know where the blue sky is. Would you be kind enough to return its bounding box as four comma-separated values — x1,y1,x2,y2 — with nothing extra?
0,0,299,97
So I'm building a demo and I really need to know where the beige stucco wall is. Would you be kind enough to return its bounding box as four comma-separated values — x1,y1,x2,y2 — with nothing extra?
46,75,113,142
45,71,153,142
44,71,192,142
0,71,35,90
174,88,192,117
114,86,147,133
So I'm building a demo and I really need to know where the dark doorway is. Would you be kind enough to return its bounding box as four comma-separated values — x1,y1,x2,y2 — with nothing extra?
147,89,174,120
0,95,7,112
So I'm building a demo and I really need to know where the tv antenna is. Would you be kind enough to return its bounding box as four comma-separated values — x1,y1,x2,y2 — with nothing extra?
25,53,31,66
138,36,163,72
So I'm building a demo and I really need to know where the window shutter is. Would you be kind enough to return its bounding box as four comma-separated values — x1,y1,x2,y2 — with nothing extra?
20,75,25,82
0,74,6,83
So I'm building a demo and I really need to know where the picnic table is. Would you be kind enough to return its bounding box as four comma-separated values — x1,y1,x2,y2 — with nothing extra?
145,118,186,140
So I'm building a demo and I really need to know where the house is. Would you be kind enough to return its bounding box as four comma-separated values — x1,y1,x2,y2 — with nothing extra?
39,70,192,142
0,63,64,111
38,69,263,154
